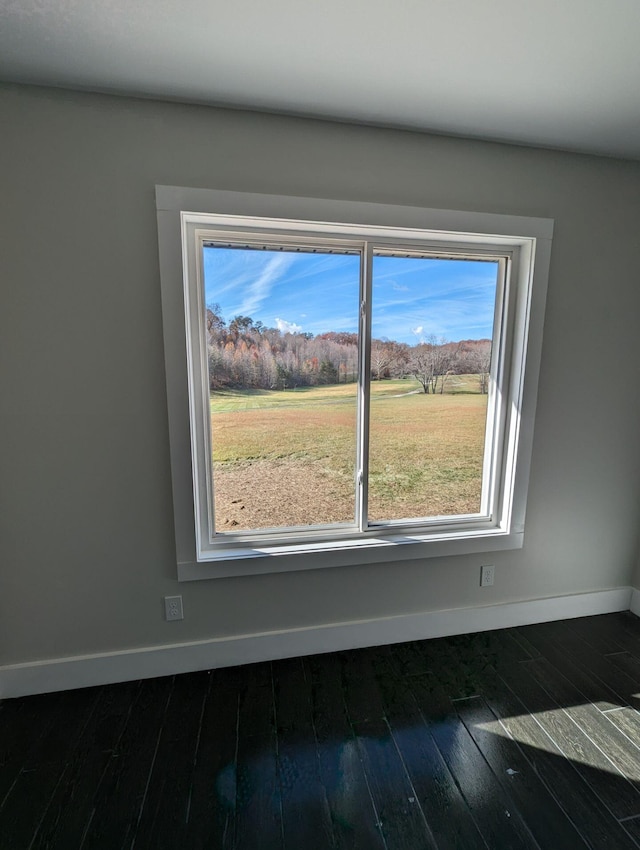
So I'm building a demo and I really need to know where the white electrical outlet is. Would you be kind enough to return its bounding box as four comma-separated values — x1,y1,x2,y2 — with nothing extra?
480,565,495,587
164,595,184,621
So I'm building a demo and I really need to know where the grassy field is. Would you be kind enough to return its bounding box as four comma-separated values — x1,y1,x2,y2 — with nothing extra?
210,378,488,531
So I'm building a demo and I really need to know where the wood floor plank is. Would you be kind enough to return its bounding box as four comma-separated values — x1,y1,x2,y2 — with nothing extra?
503,628,543,661
372,655,490,850
397,636,495,701
23,686,102,770
537,621,640,707
0,692,62,767
455,696,588,850
79,676,174,850
619,612,640,632
341,650,435,850
74,681,142,755
353,721,437,850
339,648,388,722
525,658,640,795
391,630,526,681
304,653,385,850
0,692,63,806
564,615,631,655
443,629,535,668
185,669,239,850
408,672,540,850
515,624,629,710
564,614,640,667
604,613,640,653
2,686,105,850
604,708,640,753
131,671,210,850
236,661,274,737
619,817,640,846
234,662,283,850
600,651,640,692
272,657,335,850
478,664,640,850
0,763,67,850
31,680,141,850
497,658,640,820
391,640,437,678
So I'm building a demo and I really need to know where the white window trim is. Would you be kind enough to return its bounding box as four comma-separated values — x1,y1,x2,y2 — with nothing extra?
156,186,553,581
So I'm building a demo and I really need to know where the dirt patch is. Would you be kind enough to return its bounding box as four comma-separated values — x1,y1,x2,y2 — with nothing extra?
214,459,355,531
214,457,480,531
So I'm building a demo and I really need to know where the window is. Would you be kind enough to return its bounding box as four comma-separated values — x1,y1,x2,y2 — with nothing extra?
156,187,552,579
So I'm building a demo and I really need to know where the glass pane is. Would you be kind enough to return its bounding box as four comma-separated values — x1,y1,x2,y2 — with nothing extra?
203,243,360,533
368,253,498,522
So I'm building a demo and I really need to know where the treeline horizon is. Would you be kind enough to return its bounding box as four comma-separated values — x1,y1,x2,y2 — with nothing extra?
206,306,492,394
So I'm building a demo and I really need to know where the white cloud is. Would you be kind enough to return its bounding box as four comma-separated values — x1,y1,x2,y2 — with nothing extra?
238,254,294,315
275,317,303,334
412,326,424,336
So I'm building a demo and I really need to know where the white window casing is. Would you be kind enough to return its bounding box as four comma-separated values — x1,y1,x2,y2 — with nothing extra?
156,187,553,581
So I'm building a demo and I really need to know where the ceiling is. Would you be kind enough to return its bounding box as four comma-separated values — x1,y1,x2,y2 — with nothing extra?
2,0,640,160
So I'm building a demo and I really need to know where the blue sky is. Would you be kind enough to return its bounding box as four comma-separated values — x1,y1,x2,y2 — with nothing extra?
203,246,497,344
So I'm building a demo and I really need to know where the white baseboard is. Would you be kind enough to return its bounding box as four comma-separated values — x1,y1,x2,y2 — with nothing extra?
0,586,632,700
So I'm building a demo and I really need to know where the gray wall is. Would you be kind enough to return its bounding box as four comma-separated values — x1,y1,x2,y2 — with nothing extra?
634,551,640,591
2,83,640,666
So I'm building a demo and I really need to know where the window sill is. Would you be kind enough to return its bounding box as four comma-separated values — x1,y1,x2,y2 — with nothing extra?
177,526,524,580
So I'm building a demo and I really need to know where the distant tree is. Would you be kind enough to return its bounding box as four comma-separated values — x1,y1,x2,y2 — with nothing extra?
206,303,225,331
409,336,454,394
275,363,293,390
228,315,255,339
206,304,226,352
208,347,226,389
371,340,396,380
318,331,359,347
204,303,494,396
459,340,492,393
319,359,339,384
470,346,492,393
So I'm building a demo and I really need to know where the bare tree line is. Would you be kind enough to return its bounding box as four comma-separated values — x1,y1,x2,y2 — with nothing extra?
206,306,491,393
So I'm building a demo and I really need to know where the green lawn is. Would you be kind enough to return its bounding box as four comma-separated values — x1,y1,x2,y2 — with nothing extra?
210,379,488,529
210,375,485,413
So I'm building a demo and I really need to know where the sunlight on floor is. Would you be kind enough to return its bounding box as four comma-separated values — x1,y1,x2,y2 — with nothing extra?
476,709,640,780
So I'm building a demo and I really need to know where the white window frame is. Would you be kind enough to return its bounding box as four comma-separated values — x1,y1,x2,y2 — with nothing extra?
156,186,553,581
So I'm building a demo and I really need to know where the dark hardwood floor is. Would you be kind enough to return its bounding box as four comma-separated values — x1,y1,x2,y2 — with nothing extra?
3,612,640,848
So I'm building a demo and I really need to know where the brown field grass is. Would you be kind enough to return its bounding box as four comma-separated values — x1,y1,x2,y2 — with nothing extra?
211,380,488,531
